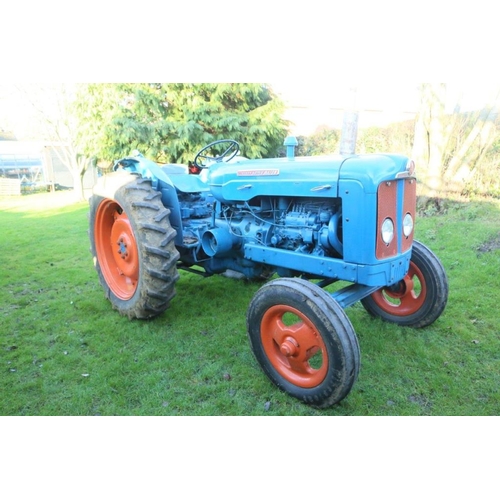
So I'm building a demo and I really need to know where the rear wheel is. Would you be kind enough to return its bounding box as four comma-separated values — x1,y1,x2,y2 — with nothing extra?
89,172,179,319
247,278,360,408
361,240,448,328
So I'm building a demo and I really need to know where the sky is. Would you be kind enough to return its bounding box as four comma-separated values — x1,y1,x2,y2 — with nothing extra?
2,0,499,139
272,82,500,112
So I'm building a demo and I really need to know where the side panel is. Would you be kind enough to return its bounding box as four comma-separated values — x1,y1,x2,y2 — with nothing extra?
338,179,378,264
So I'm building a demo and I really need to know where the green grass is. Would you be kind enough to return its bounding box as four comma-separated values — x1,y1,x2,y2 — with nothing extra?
1,194,499,415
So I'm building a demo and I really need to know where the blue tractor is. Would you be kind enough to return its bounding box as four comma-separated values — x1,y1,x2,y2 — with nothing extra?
89,138,448,408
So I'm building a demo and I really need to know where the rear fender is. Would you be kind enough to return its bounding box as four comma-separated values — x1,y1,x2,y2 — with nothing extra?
113,155,172,189
113,156,183,246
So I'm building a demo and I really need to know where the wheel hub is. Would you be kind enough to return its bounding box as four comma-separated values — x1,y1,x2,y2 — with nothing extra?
111,217,138,276
280,337,299,357
116,236,132,260
259,304,330,388
386,275,414,298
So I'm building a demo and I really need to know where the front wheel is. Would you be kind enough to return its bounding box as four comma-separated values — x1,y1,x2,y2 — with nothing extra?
247,278,360,408
361,240,448,328
89,172,180,319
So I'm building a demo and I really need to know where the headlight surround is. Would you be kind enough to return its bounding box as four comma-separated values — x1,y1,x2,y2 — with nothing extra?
403,212,414,238
406,159,416,176
381,218,394,245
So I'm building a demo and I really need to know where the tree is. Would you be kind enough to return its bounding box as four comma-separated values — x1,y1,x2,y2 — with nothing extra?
357,121,414,156
11,84,91,200
412,84,500,195
295,126,340,156
444,107,499,189
74,83,289,165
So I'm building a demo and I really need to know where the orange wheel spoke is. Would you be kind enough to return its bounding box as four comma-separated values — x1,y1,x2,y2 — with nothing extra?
372,262,426,315
287,356,312,374
269,316,290,346
292,322,322,357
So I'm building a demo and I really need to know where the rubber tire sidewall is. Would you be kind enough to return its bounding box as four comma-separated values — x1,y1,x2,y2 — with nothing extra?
247,278,360,408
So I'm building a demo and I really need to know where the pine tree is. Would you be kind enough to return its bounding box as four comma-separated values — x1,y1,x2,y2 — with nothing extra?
74,83,289,165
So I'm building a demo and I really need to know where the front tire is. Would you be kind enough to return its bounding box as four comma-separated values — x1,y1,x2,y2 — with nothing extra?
89,172,180,319
361,240,448,328
247,278,360,408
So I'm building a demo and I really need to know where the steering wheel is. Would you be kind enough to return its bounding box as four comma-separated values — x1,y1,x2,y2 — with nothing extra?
193,140,240,169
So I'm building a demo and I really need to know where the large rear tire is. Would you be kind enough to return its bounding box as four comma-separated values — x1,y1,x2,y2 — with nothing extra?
89,172,180,319
361,240,448,328
247,278,360,408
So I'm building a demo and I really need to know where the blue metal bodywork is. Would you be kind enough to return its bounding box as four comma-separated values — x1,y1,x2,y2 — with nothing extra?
113,143,416,308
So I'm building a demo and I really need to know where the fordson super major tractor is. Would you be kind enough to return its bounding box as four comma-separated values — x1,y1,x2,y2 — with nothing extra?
89,138,448,408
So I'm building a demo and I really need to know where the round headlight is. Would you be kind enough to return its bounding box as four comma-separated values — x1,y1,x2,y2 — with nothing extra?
381,218,394,245
403,213,414,238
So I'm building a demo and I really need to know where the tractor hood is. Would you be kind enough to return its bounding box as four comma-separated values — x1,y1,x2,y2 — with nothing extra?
207,153,411,202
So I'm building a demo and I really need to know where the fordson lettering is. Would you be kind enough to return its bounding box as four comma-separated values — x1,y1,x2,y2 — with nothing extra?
237,169,280,176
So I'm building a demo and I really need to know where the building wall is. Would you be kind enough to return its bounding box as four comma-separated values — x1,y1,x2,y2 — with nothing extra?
0,141,98,191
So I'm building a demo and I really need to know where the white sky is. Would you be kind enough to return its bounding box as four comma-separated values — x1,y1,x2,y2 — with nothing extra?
272,83,500,113
2,1,499,137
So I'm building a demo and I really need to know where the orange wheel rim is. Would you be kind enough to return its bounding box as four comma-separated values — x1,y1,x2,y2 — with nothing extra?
94,199,139,300
260,305,329,388
371,261,427,316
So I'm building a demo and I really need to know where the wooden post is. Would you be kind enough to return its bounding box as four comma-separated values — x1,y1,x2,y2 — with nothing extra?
42,146,55,192
339,87,359,155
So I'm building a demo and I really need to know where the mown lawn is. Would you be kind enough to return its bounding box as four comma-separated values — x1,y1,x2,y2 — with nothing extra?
1,193,499,415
